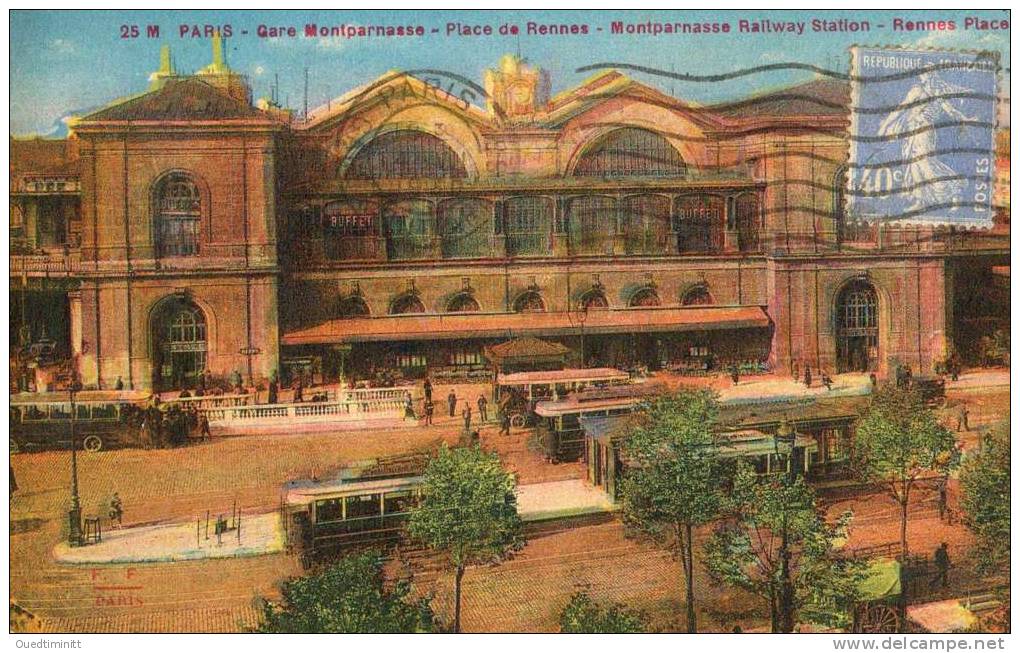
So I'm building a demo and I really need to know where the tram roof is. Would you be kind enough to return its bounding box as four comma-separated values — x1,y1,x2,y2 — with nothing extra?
497,367,631,385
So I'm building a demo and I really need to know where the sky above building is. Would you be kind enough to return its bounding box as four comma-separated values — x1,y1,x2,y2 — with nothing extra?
10,8,1011,136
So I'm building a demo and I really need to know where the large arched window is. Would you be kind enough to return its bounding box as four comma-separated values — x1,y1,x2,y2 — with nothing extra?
390,294,426,315
835,279,879,372
568,195,616,256
154,173,201,258
674,195,724,254
447,293,480,313
621,194,671,255
572,127,686,178
505,196,552,257
345,130,468,179
629,287,661,308
338,295,371,319
438,198,493,258
384,199,434,260
513,290,546,313
151,297,206,391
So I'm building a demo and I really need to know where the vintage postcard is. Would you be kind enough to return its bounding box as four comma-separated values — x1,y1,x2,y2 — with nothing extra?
7,6,1011,643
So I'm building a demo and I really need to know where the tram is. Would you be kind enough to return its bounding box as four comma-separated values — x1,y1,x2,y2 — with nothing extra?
494,367,632,428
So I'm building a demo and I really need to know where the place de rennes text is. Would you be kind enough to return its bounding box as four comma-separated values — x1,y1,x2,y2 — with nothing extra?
122,16,1009,41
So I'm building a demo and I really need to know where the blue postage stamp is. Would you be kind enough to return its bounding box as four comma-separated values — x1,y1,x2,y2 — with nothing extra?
848,47,998,227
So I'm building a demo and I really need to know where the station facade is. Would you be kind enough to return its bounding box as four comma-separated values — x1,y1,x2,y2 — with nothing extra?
9,42,1008,391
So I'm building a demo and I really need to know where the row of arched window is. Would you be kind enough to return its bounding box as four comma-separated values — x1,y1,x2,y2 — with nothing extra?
341,127,686,180
313,191,761,260
336,284,715,318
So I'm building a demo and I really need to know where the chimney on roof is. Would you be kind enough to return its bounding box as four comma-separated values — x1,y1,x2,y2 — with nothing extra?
196,30,252,104
148,44,176,90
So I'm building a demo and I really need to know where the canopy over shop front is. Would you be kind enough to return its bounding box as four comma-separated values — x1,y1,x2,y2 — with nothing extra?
281,306,771,345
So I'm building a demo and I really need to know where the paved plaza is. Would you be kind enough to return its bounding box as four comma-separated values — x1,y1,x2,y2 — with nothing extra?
9,373,1009,633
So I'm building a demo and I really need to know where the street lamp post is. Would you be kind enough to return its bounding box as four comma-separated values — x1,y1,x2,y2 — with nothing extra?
68,366,83,546
567,300,590,368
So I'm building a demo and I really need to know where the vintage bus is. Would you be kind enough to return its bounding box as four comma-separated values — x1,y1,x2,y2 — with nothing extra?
9,390,150,453
494,367,632,428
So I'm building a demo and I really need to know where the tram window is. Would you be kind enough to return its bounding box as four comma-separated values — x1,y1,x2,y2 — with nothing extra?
25,406,46,421
92,404,118,420
10,407,22,423
76,405,91,420
562,415,580,430
748,455,768,475
346,494,382,519
383,491,414,514
50,404,72,420
767,454,788,474
315,498,343,523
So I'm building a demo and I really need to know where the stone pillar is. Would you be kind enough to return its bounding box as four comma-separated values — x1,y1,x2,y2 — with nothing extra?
68,290,83,357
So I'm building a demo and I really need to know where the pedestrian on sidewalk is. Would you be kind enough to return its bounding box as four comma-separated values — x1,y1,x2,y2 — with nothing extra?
803,366,812,388
424,400,434,425
821,371,833,391
729,363,740,386
114,376,124,391
423,377,433,404
462,403,472,433
933,543,951,589
199,413,211,441
109,493,123,528
293,376,304,403
447,390,457,417
791,361,800,383
477,394,488,422
268,370,279,404
404,392,416,420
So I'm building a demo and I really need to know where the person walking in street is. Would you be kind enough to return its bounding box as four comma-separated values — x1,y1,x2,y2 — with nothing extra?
293,376,304,403
933,542,951,589
114,376,124,390
937,477,949,522
958,405,970,432
424,400,434,425
199,412,211,441
462,403,472,433
10,465,17,498
803,366,812,388
729,363,740,386
423,377,433,404
447,390,457,417
499,408,511,436
404,392,416,421
477,395,488,422
109,493,123,528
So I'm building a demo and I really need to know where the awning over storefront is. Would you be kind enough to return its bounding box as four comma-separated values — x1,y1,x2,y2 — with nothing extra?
282,306,771,346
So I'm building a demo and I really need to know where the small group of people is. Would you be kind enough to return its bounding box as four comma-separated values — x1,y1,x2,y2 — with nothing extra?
417,378,496,435
132,400,210,449
791,362,834,391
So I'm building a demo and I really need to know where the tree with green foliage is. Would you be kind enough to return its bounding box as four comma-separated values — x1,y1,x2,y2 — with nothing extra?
559,591,647,633
705,463,866,632
960,420,1009,573
852,384,960,556
408,444,524,633
618,388,723,633
254,551,434,633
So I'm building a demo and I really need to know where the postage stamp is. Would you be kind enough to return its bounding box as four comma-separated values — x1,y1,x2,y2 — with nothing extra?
848,47,998,227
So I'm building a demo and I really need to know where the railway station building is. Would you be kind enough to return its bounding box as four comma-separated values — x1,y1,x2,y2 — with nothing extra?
9,42,1009,391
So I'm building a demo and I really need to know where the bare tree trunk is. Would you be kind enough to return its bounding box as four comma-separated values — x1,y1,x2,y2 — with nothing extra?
684,522,697,633
454,564,465,633
899,480,911,558
769,583,779,633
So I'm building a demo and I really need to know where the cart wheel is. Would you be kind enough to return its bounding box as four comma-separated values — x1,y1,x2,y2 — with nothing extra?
9,438,20,454
859,604,900,633
509,414,526,429
82,435,103,453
